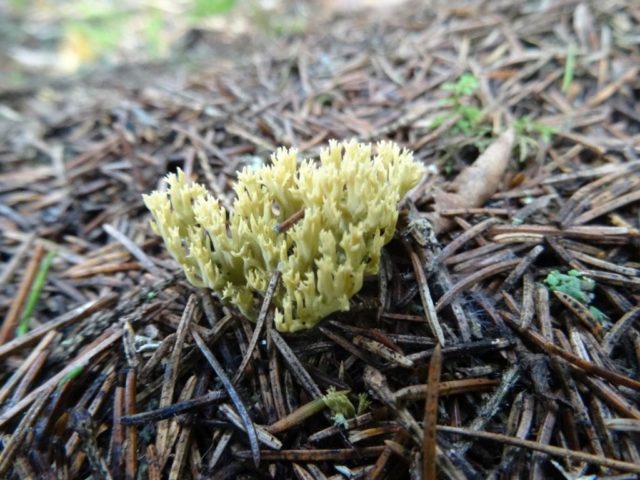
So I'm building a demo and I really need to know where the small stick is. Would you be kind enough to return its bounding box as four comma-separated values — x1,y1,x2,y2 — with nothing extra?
320,327,377,366
377,251,390,321
369,430,410,479
405,243,445,346
503,315,640,391
438,425,640,474
168,422,192,480
234,446,385,462
439,208,510,217
63,261,142,279
125,369,138,480
267,326,287,420
111,386,125,474
192,329,261,467
308,408,390,444
156,295,197,458
206,431,233,473
500,245,545,293
568,249,639,277
573,372,640,420
275,209,305,233
353,335,414,368
394,378,499,402
267,390,347,434
432,218,498,266
270,329,322,398
573,189,640,226
489,224,633,242
147,444,162,480
455,365,520,455
103,223,165,277
120,390,226,425
233,271,280,384
406,338,512,364
159,376,197,471
9,350,48,404
436,259,521,311
423,343,442,480
552,290,603,339
218,403,282,450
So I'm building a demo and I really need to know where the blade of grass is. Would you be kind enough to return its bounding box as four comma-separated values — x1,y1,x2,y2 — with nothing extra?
562,43,576,93
59,365,85,387
16,250,56,336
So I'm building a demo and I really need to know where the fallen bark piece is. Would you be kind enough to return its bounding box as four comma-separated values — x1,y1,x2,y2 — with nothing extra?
426,128,515,235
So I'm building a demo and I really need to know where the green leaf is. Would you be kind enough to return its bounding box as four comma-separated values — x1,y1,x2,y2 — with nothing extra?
459,105,482,124
144,11,167,58
512,116,557,162
191,0,236,18
456,73,479,96
440,82,457,92
537,124,557,144
430,113,449,130
441,73,479,97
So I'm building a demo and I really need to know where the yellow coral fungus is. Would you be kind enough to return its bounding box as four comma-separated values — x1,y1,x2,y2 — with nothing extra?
143,139,423,332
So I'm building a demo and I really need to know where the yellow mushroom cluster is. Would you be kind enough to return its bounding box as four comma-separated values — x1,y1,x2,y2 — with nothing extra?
143,139,423,332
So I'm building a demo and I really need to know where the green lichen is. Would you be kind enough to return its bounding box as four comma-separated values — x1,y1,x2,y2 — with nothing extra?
144,139,423,332
544,269,607,322
544,269,594,304
323,387,356,428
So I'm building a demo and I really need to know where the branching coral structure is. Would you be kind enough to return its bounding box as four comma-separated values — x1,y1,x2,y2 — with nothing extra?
143,140,424,332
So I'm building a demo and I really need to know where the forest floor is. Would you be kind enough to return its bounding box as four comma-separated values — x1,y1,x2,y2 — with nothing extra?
1,1,640,479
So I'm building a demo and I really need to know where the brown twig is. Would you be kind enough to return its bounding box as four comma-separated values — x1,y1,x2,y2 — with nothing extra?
423,343,442,480
0,244,45,344
504,315,640,391
274,208,305,234
438,425,640,474
125,369,138,480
